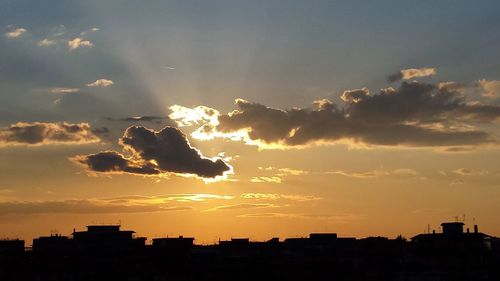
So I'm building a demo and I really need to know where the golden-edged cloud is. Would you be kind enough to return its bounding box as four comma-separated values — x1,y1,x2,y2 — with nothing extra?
169,79,500,150
73,126,233,181
0,122,100,147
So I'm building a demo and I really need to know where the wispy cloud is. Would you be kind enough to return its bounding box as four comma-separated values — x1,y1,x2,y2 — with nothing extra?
250,176,282,183
79,27,99,37
237,213,355,221
450,178,465,186
37,38,56,47
240,193,321,202
206,203,277,212
0,200,191,216
49,87,80,94
452,168,488,176
327,168,419,179
250,167,309,183
0,193,234,216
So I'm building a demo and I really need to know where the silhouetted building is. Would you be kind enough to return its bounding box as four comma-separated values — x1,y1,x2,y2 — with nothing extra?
0,239,24,257
32,235,70,257
441,222,465,236
72,225,146,255
152,236,194,254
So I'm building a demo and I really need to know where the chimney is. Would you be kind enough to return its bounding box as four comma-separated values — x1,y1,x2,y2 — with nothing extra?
474,225,478,234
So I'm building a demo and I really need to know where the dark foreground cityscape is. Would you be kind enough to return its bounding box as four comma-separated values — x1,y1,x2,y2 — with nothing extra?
1,221,499,281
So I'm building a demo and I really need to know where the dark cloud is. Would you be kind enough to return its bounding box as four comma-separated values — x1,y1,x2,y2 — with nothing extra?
174,80,500,148
387,72,404,83
73,126,232,179
91,126,110,135
104,116,170,124
0,122,100,146
74,151,160,175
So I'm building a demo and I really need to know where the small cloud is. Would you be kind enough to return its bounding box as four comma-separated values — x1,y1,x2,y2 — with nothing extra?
340,88,370,103
327,170,378,178
477,79,500,99
37,38,56,47
68,37,94,50
450,178,465,186
49,87,80,94
251,166,309,183
250,176,282,183
275,167,309,176
51,25,66,37
163,66,176,70
87,79,114,88
452,168,488,176
4,26,26,38
388,67,437,82
91,127,110,135
438,170,447,176
80,27,100,37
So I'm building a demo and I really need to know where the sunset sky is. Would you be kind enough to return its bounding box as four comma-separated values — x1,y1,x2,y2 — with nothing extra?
1,0,500,244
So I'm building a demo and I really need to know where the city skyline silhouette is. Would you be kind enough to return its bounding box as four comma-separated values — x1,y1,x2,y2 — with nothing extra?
2,1,500,280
